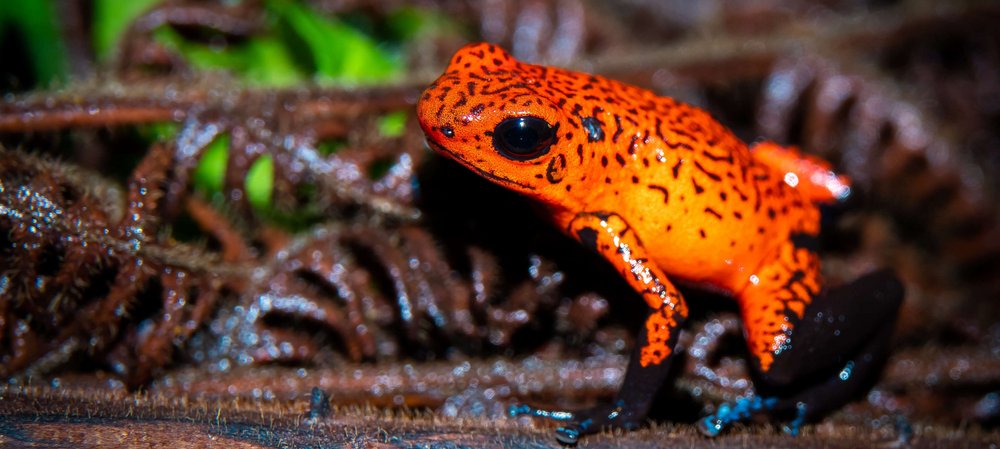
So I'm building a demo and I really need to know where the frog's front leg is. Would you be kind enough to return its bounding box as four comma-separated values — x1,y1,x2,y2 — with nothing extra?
511,212,689,445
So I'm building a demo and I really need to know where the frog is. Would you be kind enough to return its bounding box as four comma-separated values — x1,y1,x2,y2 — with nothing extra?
416,43,904,444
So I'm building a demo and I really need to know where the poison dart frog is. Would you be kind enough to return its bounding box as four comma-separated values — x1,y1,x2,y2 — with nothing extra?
417,43,904,444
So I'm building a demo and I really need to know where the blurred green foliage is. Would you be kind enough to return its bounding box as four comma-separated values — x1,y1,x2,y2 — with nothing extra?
193,134,230,196
0,0,69,88
246,154,274,211
148,0,453,87
2,0,455,214
378,110,408,138
93,0,162,60
1,0,455,93
151,0,405,86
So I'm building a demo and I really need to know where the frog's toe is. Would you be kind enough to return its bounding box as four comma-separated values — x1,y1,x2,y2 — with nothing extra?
512,400,647,444
507,403,532,418
555,425,583,445
697,396,779,437
697,414,726,437
780,402,808,436
883,415,914,448
507,403,575,421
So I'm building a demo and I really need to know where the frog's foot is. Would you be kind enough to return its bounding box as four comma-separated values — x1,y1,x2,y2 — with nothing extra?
697,396,779,437
510,400,641,445
507,403,575,422
881,415,914,448
780,402,808,436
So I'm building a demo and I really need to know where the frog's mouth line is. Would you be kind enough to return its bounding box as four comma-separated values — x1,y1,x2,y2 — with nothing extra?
424,137,537,191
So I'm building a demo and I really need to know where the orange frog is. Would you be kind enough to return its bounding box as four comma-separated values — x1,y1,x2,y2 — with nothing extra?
417,43,903,444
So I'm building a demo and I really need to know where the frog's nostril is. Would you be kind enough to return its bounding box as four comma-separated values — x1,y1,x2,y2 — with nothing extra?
440,125,455,138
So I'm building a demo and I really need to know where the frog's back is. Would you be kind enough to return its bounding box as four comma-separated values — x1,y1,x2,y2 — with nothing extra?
536,69,822,294
418,42,834,295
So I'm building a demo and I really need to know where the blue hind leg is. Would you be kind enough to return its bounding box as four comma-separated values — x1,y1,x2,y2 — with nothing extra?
701,269,904,436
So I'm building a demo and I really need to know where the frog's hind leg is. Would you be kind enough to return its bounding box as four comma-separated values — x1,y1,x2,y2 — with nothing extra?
750,142,851,203
754,269,903,427
701,241,903,436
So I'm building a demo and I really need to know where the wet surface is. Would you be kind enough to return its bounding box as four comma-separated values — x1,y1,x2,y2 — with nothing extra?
1,0,999,446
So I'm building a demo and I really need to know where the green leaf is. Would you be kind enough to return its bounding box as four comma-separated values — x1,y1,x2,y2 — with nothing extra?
367,156,395,180
0,0,69,86
137,122,179,143
147,0,403,86
385,6,463,42
191,135,273,210
92,0,161,60
270,0,399,84
377,111,407,138
384,7,429,41
317,138,348,156
246,154,274,210
193,134,229,195
241,37,303,86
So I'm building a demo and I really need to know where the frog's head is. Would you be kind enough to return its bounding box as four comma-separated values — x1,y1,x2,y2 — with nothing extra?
417,43,593,210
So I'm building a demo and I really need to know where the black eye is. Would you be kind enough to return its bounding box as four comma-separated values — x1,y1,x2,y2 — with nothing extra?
492,116,557,160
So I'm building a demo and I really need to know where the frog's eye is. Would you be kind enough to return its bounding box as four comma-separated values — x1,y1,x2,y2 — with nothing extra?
492,116,557,161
